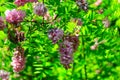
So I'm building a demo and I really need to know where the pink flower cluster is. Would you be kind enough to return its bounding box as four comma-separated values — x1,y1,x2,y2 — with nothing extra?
59,40,74,69
59,35,79,69
48,28,64,44
14,0,38,6
64,35,79,52
33,2,47,16
0,70,9,80
11,47,26,72
48,27,79,69
0,17,5,30
5,9,26,24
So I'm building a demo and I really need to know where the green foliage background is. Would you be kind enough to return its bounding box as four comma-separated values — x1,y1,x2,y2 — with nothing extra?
0,0,120,80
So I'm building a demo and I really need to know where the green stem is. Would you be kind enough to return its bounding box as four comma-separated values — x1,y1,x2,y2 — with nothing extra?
81,32,87,80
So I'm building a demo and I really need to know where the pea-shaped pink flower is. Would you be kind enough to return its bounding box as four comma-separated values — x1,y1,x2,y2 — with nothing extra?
5,9,26,24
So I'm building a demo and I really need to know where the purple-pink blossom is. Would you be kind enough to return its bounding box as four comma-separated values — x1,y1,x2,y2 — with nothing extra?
5,9,26,24
64,35,79,52
11,47,25,72
58,35,79,69
0,70,9,80
14,0,38,6
48,28,64,44
14,0,28,6
59,40,74,55
33,2,47,16
59,40,74,69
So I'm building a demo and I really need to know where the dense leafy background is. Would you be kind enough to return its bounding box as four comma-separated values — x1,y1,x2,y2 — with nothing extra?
0,0,120,80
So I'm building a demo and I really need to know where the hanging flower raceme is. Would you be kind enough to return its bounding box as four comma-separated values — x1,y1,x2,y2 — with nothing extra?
76,0,88,11
59,40,74,69
33,2,47,16
0,17,6,30
8,29,25,43
48,28,64,44
64,35,79,52
59,35,79,69
5,9,26,24
11,46,25,72
0,70,9,80
14,0,38,6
